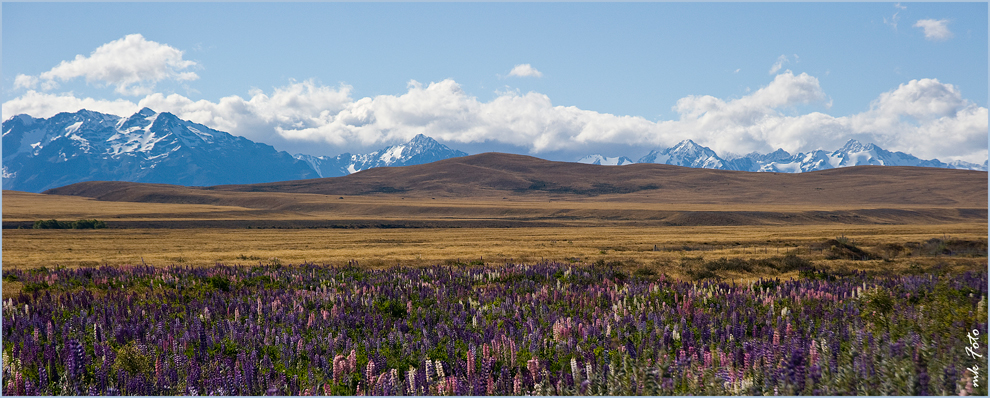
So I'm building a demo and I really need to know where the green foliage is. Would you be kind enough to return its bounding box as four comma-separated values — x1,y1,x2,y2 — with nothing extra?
72,219,107,229
204,275,230,292
375,299,407,320
33,219,72,229
114,342,150,377
33,219,107,229
22,281,49,293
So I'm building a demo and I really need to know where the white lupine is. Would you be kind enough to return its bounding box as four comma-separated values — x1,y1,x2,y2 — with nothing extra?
407,367,417,395
570,357,581,384
435,360,445,380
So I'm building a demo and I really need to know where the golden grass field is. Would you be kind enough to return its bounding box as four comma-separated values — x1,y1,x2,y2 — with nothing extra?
4,221,986,297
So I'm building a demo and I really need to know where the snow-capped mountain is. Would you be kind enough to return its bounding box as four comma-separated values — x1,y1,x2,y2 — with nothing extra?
591,139,987,173
577,154,636,166
294,134,468,178
637,140,729,169
2,108,319,192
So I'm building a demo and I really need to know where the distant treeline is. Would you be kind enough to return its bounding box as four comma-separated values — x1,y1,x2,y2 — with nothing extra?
33,219,107,229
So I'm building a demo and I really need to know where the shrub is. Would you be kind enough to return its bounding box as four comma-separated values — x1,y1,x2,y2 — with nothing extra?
72,219,107,229
703,257,752,272
33,219,107,229
33,219,71,229
811,238,875,260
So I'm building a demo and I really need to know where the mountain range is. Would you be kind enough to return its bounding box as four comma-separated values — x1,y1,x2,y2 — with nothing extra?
2,108,320,193
293,134,467,178
580,139,988,172
2,108,986,193
2,109,465,192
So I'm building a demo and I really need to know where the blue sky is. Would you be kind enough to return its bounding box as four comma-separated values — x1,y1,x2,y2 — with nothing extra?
3,2,987,163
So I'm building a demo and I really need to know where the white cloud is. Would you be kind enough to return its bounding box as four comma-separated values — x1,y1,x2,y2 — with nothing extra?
19,34,198,96
3,73,986,164
2,90,142,118
768,55,789,74
914,19,953,41
13,74,38,90
508,64,543,78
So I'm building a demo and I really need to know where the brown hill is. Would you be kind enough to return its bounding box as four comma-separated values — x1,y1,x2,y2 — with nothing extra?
28,153,985,227
46,152,988,207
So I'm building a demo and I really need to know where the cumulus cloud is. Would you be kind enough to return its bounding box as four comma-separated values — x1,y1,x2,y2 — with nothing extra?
508,64,543,78
914,19,953,41
16,34,198,96
3,72,986,163
13,74,38,90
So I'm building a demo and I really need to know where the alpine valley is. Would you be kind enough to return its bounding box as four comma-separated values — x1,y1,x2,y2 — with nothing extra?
2,108,986,193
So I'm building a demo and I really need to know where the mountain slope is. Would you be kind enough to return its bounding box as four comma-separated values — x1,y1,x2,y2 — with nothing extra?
2,108,318,192
294,134,468,178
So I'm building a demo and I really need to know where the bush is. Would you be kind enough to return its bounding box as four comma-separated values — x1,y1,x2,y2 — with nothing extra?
908,238,988,257
33,219,71,229
750,254,813,272
33,219,107,229
703,257,752,272
72,219,107,229
205,276,231,292
810,238,875,261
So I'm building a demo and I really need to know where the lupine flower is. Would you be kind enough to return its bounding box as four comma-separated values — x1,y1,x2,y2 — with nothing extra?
0,262,984,395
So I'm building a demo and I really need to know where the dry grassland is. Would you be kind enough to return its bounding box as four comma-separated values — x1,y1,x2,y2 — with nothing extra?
4,223,985,284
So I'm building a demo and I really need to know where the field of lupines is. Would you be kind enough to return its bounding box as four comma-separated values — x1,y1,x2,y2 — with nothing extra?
2,261,987,396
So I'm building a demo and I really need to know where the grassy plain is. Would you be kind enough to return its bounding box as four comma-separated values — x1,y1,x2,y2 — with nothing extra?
4,224,986,293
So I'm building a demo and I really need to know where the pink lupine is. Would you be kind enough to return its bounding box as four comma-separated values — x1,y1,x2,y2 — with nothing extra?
348,349,357,373
467,347,475,376
333,354,347,382
527,358,540,380
366,359,376,383
376,373,388,393
510,340,517,367
809,340,819,367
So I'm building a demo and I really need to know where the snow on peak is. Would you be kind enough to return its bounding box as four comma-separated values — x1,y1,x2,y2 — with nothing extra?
577,154,635,166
